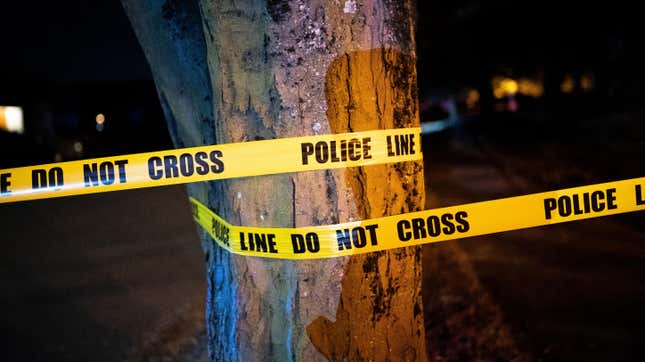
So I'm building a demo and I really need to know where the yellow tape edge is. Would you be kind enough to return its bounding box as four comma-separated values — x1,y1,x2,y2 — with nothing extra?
0,128,422,204
191,177,645,260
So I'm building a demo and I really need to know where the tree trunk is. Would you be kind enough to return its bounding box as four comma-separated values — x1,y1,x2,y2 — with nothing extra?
122,0,426,360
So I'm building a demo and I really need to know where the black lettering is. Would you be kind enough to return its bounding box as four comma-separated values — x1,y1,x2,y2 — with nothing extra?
291,234,306,254
397,220,412,241
394,135,401,156
351,227,367,248
267,234,278,253
254,234,268,252
387,135,395,156
306,232,320,252
426,215,441,237
441,213,455,235
315,141,329,163
330,141,340,162
364,224,378,246
305,233,320,253
348,139,361,161
148,157,163,180
240,232,249,251
606,188,618,210
163,156,179,178
33,168,64,189
179,153,195,176
387,134,416,156
545,190,619,219
558,196,572,217
411,218,426,239
32,169,47,189
408,134,416,155
83,164,99,187
572,194,584,215
362,137,372,159
210,150,225,173
48,168,64,188
301,143,314,165
85,161,127,187
195,152,209,175
114,160,128,183
544,198,557,219
291,232,320,254
99,162,115,185
583,192,592,213
240,233,278,253
637,184,645,205
400,134,409,155
340,140,348,161
336,229,352,250
455,211,470,232
212,218,230,246
0,173,11,195
591,191,605,212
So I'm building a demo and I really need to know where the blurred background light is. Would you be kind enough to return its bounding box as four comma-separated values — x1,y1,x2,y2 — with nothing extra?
96,113,105,132
465,88,480,109
73,141,83,154
492,77,519,99
580,73,595,92
518,78,544,98
0,106,25,134
561,74,576,93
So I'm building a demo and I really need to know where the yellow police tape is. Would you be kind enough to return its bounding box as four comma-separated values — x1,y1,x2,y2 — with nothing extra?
0,128,421,203
190,177,645,259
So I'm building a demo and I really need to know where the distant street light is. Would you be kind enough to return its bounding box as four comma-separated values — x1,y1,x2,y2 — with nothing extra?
0,106,25,134
492,77,519,99
580,74,595,92
96,113,105,132
561,74,575,93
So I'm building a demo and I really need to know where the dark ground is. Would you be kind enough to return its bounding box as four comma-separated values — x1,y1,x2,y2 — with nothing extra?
422,110,645,362
0,111,644,361
0,186,208,361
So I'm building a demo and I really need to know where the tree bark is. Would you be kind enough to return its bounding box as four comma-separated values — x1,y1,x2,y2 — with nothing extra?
122,0,426,360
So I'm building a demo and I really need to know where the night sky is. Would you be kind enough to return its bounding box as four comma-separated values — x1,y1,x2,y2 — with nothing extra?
417,0,644,92
0,1,150,82
0,1,642,93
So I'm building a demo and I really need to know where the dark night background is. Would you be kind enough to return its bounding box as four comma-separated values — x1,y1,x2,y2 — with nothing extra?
1,1,644,361
1,1,644,164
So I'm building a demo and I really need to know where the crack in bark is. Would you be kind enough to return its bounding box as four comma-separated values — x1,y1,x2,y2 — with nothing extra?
344,53,354,132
